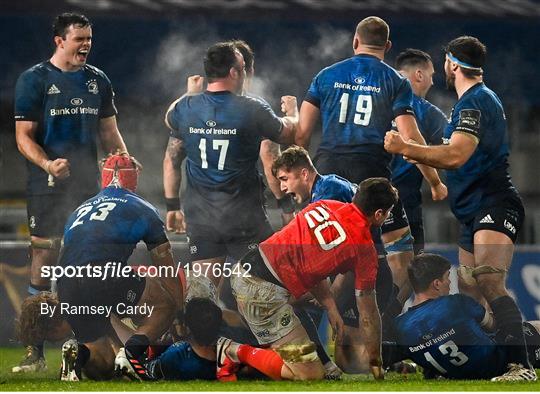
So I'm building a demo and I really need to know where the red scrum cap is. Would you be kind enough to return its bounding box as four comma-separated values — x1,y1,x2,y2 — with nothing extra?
101,153,141,192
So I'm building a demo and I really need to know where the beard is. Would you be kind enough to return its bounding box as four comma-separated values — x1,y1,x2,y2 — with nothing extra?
445,73,456,91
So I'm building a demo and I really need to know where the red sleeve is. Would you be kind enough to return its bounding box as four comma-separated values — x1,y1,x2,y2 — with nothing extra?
354,243,378,292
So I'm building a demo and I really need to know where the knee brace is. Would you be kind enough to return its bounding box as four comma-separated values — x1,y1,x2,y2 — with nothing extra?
384,231,413,255
30,238,62,250
458,265,507,287
276,341,318,363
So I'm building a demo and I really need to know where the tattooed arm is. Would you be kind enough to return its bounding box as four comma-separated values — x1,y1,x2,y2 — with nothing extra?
163,136,186,233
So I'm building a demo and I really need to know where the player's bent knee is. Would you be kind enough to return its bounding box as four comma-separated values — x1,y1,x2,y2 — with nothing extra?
276,342,324,380
30,237,62,251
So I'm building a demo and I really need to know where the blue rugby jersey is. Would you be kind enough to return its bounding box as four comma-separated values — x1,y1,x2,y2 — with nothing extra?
166,91,282,190
14,61,117,195
395,294,507,379
391,95,447,208
60,186,167,267
310,174,357,203
305,54,414,164
443,83,518,221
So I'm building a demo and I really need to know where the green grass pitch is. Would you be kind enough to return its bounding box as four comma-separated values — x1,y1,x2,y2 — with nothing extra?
0,347,538,391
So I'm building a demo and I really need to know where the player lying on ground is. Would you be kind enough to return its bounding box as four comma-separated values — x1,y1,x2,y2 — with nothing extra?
216,178,399,381
385,253,539,381
17,154,182,381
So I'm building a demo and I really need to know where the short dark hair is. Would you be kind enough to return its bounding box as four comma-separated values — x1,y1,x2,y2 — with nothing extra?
395,48,432,70
355,16,389,48
230,39,254,75
353,177,398,216
53,12,91,39
184,297,223,346
271,146,315,177
204,42,240,82
408,253,452,293
445,36,486,78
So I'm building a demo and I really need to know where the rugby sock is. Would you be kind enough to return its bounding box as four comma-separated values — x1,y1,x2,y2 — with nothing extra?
490,295,531,368
236,345,284,380
125,334,150,360
77,344,90,367
295,307,331,365
28,283,50,295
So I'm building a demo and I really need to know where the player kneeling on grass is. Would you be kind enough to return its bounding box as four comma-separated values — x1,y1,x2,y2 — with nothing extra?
387,253,539,381
17,153,182,381
216,178,398,381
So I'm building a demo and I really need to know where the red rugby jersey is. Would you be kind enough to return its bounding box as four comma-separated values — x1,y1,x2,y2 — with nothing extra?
259,200,377,299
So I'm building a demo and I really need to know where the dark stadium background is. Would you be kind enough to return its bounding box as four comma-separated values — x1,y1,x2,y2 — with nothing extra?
0,0,539,343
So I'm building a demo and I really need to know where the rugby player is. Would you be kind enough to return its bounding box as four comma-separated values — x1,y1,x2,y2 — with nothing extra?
295,16,447,313
392,49,448,255
163,42,298,286
391,253,539,380
13,12,128,372
272,145,396,373
384,36,536,381
17,153,182,381
219,177,399,381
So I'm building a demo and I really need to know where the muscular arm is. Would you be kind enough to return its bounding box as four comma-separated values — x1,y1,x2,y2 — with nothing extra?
295,101,320,149
395,115,443,187
99,115,127,154
259,140,284,199
16,120,50,171
310,278,344,341
387,131,477,170
163,137,185,200
356,291,383,379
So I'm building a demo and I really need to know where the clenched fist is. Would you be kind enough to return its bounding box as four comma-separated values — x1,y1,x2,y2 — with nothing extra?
186,75,204,94
281,95,298,117
384,131,407,154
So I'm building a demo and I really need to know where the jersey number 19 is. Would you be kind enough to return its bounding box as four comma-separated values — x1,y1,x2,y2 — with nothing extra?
339,93,372,126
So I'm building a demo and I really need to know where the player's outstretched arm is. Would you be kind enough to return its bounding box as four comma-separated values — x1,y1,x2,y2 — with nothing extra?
295,101,320,149
356,290,384,380
99,115,128,155
163,136,186,233
385,130,477,170
310,279,344,343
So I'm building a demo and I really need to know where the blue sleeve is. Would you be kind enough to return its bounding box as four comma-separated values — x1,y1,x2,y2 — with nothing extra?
458,294,486,322
166,100,183,140
99,72,118,118
304,71,322,107
426,106,448,145
392,78,415,118
14,70,43,121
453,97,481,141
252,99,283,141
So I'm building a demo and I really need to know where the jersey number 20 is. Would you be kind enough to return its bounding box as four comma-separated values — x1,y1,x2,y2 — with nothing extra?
339,93,372,126
304,206,346,250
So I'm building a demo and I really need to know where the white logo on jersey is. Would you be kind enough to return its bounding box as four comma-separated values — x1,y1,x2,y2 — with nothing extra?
479,214,494,224
354,77,366,84
504,220,516,234
206,120,216,127
70,98,83,106
87,80,98,94
47,84,61,94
